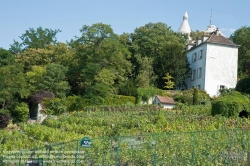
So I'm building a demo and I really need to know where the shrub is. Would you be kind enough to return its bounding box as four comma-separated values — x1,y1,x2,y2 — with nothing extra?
43,98,67,115
235,77,250,94
12,103,29,122
174,89,210,105
211,91,250,117
104,95,136,105
193,87,199,105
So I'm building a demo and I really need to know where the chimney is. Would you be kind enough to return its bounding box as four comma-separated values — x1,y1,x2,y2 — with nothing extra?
196,39,202,46
216,28,220,36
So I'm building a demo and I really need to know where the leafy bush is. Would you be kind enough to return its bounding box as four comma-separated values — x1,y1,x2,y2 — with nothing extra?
235,77,250,94
211,91,250,117
174,89,210,105
12,102,29,122
43,98,67,115
104,95,136,105
66,96,86,112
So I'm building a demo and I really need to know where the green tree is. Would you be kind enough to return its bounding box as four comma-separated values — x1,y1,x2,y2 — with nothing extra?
39,63,70,98
163,72,175,90
230,26,250,78
154,42,190,88
0,64,29,109
9,27,61,54
130,22,190,89
0,48,15,67
26,65,47,94
12,102,29,122
16,48,54,72
68,23,132,98
235,77,250,94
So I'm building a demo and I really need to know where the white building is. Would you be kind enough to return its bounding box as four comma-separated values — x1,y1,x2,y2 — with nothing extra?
153,95,176,109
178,11,240,97
186,28,239,97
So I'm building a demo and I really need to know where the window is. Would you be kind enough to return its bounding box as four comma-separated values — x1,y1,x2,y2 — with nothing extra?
220,85,225,89
197,68,202,78
198,50,203,60
192,53,197,62
198,85,201,89
191,70,196,80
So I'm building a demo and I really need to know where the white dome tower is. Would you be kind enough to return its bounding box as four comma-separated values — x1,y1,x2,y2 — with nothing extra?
178,11,191,34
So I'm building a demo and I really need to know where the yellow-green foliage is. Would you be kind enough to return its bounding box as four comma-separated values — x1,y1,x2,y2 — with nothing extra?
104,95,136,105
66,95,136,112
211,91,250,117
43,98,67,115
13,102,29,122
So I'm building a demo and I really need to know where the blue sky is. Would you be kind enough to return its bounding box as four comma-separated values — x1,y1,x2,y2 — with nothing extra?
0,0,249,50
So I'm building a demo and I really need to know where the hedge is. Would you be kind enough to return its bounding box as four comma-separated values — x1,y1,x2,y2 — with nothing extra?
211,91,250,117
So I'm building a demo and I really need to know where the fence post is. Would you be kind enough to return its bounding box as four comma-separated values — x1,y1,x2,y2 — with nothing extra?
18,151,22,166
47,147,51,166
75,139,79,166
115,136,119,166
152,136,157,166
191,132,196,166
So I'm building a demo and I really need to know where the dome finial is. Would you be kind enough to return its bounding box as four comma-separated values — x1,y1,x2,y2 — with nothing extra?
183,10,188,20
178,11,191,34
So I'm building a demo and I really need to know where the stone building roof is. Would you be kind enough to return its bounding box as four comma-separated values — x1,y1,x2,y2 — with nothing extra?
206,33,238,46
187,29,240,51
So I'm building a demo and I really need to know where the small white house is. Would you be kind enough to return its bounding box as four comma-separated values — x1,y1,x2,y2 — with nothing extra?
153,95,176,109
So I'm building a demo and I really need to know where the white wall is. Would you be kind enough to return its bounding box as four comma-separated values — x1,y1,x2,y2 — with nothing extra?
186,43,238,97
186,43,207,90
204,44,238,97
153,97,175,109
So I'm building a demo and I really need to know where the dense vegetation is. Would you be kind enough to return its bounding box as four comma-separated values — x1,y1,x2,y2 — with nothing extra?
1,105,250,152
1,105,250,165
1,22,250,165
0,23,249,125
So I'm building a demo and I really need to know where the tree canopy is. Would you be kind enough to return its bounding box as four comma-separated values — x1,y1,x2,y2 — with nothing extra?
68,23,132,98
130,22,190,89
230,26,250,78
9,27,61,54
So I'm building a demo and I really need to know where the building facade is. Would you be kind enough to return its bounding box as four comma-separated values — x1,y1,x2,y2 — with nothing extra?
185,29,239,97
178,11,239,97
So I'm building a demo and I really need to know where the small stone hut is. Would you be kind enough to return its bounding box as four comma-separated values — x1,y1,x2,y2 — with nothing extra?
29,90,54,123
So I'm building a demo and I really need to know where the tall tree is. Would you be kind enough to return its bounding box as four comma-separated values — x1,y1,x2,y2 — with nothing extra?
130,22,190,89
230,26,250,78
39,63,70,98
68,23,132,97
16,48,54,72
0,48,15,67
0,64,29,109
9,27,61,54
